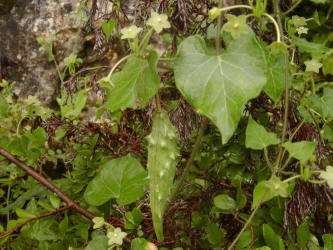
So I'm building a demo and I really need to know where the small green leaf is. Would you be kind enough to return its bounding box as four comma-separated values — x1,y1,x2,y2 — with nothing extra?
16,208,36,218
252,181,275,209
245,117,280,150
309,88,333,119
174,31,266,143
236,185,247,209
86,235,108,250
125,208,142,225
104,51,160,111
322,57,333,75
283,141,317,163
320,166,333,188
236,229,251,250
0,94,9,118
49,194,61,209
131,238,148,250
297,222,309,248
322,234,332,250
294,37,329,54
270,207,284,224
223,15,249,39
92,217,105,229
206,221,225,246
84,155,147,206
263,224,285,250
214,194,236,212
58,90,87,120
102,20,115,42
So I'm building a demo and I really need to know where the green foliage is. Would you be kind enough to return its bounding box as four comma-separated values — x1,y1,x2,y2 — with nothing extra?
84,155,147,206
174,31,266,143
1,1,333,249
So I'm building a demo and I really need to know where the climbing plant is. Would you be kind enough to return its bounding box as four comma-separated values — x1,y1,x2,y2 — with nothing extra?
0,0,332,249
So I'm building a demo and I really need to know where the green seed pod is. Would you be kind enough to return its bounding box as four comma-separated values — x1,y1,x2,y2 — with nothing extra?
146,110,178,242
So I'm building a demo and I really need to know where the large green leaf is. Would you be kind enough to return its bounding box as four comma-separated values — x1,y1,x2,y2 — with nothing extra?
174,31,266,143
283,141,317,163
263,55,286,103
84,155,147,206
245,117,280,150
105,50,160,111
309,88,333,119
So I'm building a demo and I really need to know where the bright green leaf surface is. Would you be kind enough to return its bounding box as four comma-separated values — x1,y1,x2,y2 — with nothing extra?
86,235,108,250
84,155,147,206
105,51,160,111
297,222,309,248
214,194,236,212
236,229,251,250
102,20,115,42
309,88,333,119
58,90,87,120
252,181,275,210
174,32,266,143
263,224,285,250
246,117,280,150
320,166,333,188
283,141,317,163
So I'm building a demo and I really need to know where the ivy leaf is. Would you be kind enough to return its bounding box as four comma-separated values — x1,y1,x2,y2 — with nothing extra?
252,181,275,210
223,14,249,39
263,224,285,250
294,37,329,54
323,57,333,75
174,31,266,143
308,88,333,118
57,90,87,120
283,141,317,164
245,117,280,150
214,194,236,213
320,165,333,188
104,51,160,111
84,155,147,206
102,20,115,42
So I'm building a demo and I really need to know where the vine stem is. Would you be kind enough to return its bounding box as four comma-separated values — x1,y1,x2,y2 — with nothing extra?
0,146,96,220
0,205,71,239
281,0,302,15
166,118,208,211
227,188,267,250
107,54,133,80
274,0,290,170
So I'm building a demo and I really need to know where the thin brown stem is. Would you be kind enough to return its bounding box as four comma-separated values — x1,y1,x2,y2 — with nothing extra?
0,146,95,220
0,206,71,239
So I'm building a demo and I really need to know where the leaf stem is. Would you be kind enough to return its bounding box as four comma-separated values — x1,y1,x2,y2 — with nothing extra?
263,13,281,43
281,0,302,15
283,174,300,183
227,188,267,250
107,54,133,79
216,0,224,55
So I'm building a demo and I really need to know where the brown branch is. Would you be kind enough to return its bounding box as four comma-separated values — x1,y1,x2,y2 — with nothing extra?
0,205,71,239
0,146,95,220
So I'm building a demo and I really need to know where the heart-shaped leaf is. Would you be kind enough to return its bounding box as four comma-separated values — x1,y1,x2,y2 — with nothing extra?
104,50,160,111
174,31,266,143
102,20,115,42
245,117,280,150
84,155,147,206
